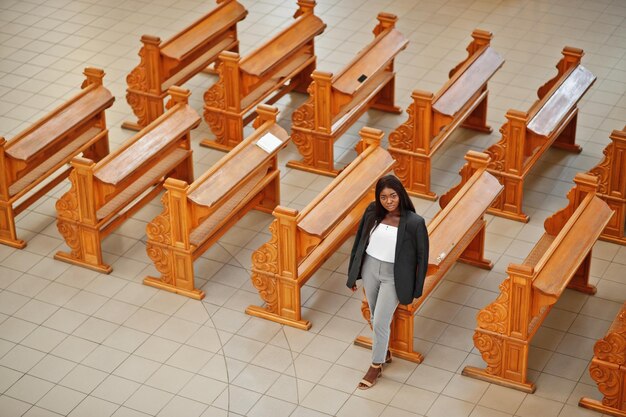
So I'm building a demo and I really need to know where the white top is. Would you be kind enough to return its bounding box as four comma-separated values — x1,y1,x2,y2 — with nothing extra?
366,223,397,263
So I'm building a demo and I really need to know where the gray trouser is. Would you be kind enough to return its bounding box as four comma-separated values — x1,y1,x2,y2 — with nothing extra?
362,254,399,364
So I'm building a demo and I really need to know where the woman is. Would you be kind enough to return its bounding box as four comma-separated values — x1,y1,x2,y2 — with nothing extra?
346,174,429,389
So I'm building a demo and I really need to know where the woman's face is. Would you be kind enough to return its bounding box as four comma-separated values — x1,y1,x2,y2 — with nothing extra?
379,187,400,213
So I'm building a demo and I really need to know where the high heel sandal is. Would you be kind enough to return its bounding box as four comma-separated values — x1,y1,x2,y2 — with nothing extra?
385,349,392,364
357,364,382,389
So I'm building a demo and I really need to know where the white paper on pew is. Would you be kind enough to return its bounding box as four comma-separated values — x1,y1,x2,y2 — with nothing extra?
255,132,283,153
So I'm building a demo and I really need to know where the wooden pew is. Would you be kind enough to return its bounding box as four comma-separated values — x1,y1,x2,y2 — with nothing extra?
0,67,114,248
246,127,395,329
462,173,614,392
123,0,247,131
143,105,289,299
354,151,503,362
287,12,408,176
202,0,326,151
388,29,504,200
55,87,200,273
587,126,626,245
579,302,626,417
484,47,596,222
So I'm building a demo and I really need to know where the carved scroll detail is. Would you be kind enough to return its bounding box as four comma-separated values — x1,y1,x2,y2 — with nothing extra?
388,105,414,151
126,47,150,126
55,174,79,221
146,242,173,285
203,63,226,111
146,194,171,244
56,220,80,258
473,331,503,376
291,131,315,166
590,362,622,408
589,142,613,195
127,47,149,92
250,220,279,312
292,97,315,130
485,122,508,172
477,277,510,334
388,150,409,186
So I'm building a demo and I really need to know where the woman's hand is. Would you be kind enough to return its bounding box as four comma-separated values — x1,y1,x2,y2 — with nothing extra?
351,284,358,292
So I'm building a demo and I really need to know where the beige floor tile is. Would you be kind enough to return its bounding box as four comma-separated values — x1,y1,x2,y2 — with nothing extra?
478,384,526,414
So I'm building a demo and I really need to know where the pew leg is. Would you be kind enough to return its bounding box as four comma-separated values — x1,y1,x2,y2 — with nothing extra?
567,253,597,294
291,61,316,94
201,111,244,152
123,90,164,131
144,243,205,299
459,221,493,270
247,272,311,330
287,130,339,176
55,221,111,273
371,77,402,114
552,112,582,153
599,199,626,245
83,134,110,163
392,150,437,201
488,175,529,223
0,202,25,248
463,331,535,393
256,172,280,214
462,92,492,133
171,154,194,185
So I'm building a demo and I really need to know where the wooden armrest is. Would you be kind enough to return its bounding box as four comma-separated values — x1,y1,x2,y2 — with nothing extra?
160,0,246,62
427,170,502,268
188,124,288,206
528,65,595,137
433,47,504,116
533,195,612,298
333,28,408,95
297,146,394,238
239,13,325,77
5,86,113,161
94,106,199,185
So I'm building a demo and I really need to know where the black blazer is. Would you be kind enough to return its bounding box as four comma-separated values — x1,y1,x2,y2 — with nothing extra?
346,202,429,305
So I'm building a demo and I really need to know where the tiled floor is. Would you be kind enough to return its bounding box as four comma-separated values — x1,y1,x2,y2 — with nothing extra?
0,0,625,416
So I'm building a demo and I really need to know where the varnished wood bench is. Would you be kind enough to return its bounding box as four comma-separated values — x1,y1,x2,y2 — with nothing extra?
462,173,614,392
202,0,326,151
143,105,289,299
246,127,395,329
579,302,626,417
123,0,247,131
287,12,408,176
0,67,114,248
354,151,503,362
587,126,626,245
485,47,596,222
388,29,504,200
55,87,200,273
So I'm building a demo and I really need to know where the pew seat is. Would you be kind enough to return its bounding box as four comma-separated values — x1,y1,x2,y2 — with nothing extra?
143,105,289,299
55,87,200,273
287,12,408,176
0,68,114,248
355,151,503,362
246,127,395,329
123,0,247,130
388,29,504,199
463,173,614,392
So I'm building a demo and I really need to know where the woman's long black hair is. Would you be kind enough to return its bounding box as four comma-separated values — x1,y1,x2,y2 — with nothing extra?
364,174,415,236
